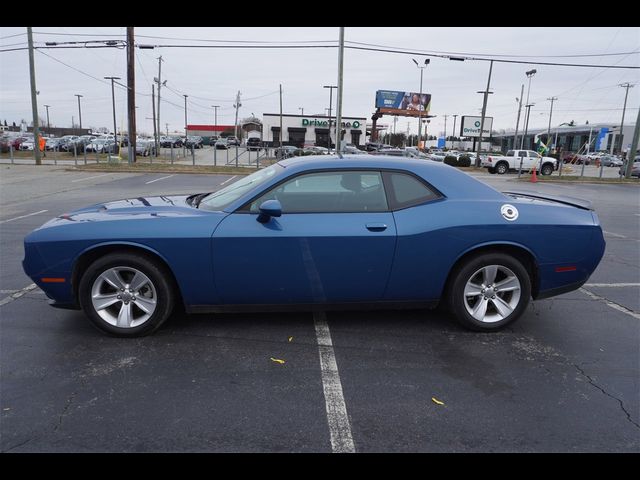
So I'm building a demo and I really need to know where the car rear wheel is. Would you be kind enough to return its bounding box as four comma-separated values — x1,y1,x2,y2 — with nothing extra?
78,252,175,337
447,253,531,331
488,167,496,174
495,162,509,174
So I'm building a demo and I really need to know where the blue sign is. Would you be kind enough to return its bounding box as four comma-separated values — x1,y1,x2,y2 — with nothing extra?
375,90,431,116
595,128,609,151
437,137,445,148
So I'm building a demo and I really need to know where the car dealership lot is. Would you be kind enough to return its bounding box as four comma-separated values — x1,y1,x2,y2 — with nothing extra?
1,165,638,452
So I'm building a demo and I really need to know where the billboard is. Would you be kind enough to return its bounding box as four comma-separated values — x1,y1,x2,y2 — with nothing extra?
460,116,493,138
375,90,431,117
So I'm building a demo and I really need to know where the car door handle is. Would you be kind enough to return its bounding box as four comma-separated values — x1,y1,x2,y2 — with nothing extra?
366,223,388,232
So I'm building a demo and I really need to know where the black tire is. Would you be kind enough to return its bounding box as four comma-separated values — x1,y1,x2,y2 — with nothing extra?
495,162,509,174
488,167,496,174
78,252,176,337
446,252,531,332
540,163,554,176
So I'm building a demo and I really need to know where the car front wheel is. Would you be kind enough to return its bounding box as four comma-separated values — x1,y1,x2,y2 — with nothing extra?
446,252,531,331
78,252,175,337
541,163,554,176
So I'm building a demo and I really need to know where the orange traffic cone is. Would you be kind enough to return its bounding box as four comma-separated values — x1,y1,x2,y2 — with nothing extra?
530,167,538,183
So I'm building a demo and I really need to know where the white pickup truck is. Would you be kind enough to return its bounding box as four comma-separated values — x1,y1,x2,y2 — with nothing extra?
482,149,558,175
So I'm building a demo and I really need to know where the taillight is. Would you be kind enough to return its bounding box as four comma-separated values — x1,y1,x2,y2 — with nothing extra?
487,156,492,163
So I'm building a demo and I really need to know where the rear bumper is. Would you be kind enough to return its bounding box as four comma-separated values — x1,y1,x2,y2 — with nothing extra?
535,278,587,300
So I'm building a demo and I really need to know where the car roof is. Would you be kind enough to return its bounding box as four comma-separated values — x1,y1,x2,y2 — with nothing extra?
277,155,506,201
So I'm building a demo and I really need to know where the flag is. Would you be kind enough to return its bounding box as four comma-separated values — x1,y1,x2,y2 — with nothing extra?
534,133,549,155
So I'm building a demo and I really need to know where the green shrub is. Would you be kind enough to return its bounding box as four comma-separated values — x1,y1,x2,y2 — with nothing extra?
457,155,471,167
443,155,458,166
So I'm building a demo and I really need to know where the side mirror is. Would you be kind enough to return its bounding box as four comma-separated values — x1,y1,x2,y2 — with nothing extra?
257,199,282,223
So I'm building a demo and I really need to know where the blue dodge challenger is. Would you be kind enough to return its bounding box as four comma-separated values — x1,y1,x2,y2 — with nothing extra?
23,156,605,337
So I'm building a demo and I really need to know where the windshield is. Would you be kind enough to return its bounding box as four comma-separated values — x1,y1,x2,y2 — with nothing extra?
199,164,282,211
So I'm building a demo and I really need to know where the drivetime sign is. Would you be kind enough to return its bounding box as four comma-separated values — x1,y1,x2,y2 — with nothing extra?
302,118,361,129
460,116,493,138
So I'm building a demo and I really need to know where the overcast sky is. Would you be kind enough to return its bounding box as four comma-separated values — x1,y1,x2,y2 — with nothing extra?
1,27,638,137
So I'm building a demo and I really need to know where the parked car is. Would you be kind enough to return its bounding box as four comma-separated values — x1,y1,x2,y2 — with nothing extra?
160,136,183,148
208,136,219,146
619,158,640,177
365,142,385,152
598,155,623,167
274,145,298,158
185,136,204,149
215,138,229,150
45,138,65,151
338,146,364,155
135,140,157,157
10,136,30,150
374,148,421,158
19,138,36,151
246,137,263,151
22,156,606,337
86,138,119,154
226,136,240,146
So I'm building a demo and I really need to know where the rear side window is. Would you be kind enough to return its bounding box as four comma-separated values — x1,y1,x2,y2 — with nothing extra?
506,150,514,156
383,172,442,210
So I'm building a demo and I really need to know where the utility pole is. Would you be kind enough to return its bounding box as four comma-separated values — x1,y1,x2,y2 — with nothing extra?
624,107,640,178
74,94,83,132
151,83,157,153
522,104,534,150
166,123,169,135
323,85,337,152
155,55,164,157
615,83,634,156
104,76,120,148
183,94,188,156
452,114,458,149
279,84,283,158
233,91,241,139
211,105,219,130
43,104,51,136
335,27,345,155
126,26,136,163
443,114,448,147
546,96,558,150
513,84,524,151
476,59,494,166
27,27,41,165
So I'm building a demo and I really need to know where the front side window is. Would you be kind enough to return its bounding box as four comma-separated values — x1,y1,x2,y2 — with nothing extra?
246,171,388,213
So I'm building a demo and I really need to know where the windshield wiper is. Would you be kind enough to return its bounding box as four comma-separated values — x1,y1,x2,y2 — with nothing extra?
192,192,212,208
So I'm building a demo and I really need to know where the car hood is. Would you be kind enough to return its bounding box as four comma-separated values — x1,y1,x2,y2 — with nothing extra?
38,194,215,227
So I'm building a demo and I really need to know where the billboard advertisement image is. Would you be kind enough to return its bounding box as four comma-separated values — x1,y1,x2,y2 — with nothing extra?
375,90,432,117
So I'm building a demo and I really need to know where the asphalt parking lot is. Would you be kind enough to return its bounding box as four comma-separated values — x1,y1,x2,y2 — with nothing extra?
1,165,638,452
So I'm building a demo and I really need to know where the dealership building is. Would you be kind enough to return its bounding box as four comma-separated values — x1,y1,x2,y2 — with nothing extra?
262,113,367,148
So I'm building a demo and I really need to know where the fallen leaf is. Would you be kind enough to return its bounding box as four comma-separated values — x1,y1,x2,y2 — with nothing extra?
270,357,286,364
431,397,445,406
288,336,293,342
3,408,10,411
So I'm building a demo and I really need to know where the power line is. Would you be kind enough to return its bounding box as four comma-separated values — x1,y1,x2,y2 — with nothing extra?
0,32,27,40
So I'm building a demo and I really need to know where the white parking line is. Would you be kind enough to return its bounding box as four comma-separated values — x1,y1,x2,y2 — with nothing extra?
603,231,626,239
71,173,112,183
0,210,48,224
145,175,175,185
584,283,640,288
580,288,640,320
0,284,38,307
220,175,237,185
313,311,356,453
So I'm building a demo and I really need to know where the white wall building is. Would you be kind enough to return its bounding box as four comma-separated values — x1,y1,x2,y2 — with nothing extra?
262,113,367,148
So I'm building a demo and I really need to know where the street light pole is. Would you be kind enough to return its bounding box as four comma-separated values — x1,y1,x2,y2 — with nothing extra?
299,107,304,116
104,76,120,147
522,103,534,150
615,82,634,156
323,85,337,152
412,58,429,150
476,60,494,166
521,69,537,149
452,114,458,149
335,27,345,155
211,105,219,137
513,84,524,150
546,96,557,144
183,94,188,156
43,104,51,136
